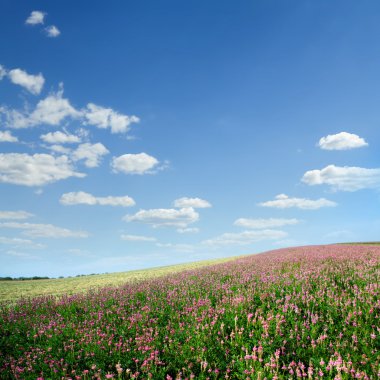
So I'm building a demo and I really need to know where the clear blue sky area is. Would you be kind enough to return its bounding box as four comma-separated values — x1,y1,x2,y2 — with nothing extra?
1,1,379,277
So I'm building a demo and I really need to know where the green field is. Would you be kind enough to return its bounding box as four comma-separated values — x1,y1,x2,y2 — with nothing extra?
2,243,378,303
341,241,380,245
1,244,379,379
0,256,243,303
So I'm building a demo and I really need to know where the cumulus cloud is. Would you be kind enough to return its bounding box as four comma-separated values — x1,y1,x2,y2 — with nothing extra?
203,230,288,247
45,25,60,37
124,207,199,228
40,131,80,144
84,103,139,134
0,222,88,238
8,69,45,95
234,218,300,229
1,87,140,137
46,145,71,154
60,191,135,207
28,89,80,125
259,194,337,210
25,11,46,25
318,132,368,150
0,109,29,129
0,131,18,143
0,153,85,186
121,234,156,242
173,197,212,209
111,153,159,175
0,211,33,220
71,143,109,168
1,88,80,129
302,165,380,192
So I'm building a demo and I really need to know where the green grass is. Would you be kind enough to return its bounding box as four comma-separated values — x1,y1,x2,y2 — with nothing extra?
1,244,379,379
340,241,380,245
0,256,244,303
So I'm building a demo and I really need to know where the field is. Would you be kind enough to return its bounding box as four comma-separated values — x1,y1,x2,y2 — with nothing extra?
1,244,379,379
0,257,241,304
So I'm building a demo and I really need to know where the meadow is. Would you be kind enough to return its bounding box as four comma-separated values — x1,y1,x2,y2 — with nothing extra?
0,244,379,379
0,257,240,303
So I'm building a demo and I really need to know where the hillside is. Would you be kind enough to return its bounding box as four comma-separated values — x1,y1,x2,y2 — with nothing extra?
0,256,243,303
0,244,379,379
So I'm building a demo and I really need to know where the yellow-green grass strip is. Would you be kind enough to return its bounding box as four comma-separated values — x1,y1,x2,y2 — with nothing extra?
0,256,245,303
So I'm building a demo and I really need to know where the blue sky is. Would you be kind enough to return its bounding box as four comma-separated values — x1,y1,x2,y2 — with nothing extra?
1,1,380,277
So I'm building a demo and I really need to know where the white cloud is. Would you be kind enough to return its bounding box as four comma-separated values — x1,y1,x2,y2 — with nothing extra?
8,69,45,95
111,152,159,175
25,11,46,25
60,191,96,205
177,227,199,234
0,131,18,143
318,132,368,150
259,194,337,210
76,128,90,139
173,197,212,209
0,108,29,129
0,222,88,238
46,144,72,154
203,229,288,247
0,65,6,80
0,153,85,186
30,89,80,125
45,25,60,37
60,191,135,207
84,103,139,134
234,218,300,229
124,207,199,228
0,211,33,220
302,165,380,191
41,131,81,144
1,88,81,129
121,234,156,242
1,88,140,136
71,143,109,168
0,236,45,249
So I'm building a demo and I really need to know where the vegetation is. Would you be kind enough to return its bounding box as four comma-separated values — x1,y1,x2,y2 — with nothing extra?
341,242,380,245
0,276,50,281
0,257,241,303
1,244,379,379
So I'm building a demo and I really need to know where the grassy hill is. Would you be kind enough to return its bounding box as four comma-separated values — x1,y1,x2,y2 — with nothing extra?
341,241,380,245
0,256,243,303
1,244,379,379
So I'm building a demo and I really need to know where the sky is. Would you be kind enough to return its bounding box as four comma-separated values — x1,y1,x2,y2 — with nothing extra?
1,1,380,277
